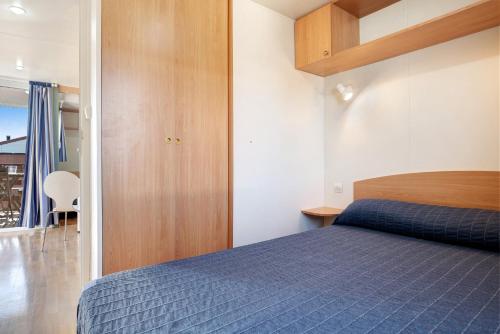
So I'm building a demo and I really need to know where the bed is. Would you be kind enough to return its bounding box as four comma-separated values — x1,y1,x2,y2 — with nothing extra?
78,172,500,334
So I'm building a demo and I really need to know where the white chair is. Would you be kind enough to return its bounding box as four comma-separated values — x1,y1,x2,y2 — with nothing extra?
41,171,80,252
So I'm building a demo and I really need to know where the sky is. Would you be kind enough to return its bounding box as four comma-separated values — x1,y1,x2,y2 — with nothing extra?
0,105,28,141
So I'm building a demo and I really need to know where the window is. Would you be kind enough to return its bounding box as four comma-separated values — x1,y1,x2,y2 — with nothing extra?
0,86,28,228
0,87,28,154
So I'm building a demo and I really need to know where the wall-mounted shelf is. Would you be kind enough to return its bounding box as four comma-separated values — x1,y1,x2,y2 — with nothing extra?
302,207,343,227
297,0,500,77
61,107,79,113
302,207,343,217
58,85,80,95
302,206,343,226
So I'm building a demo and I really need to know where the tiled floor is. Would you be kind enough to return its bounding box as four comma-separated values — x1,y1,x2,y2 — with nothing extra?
0,223,80,334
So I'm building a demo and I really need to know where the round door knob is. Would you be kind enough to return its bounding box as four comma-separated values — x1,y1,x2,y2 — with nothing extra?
323,50,330,56
175,138,181,144
165,137,172,144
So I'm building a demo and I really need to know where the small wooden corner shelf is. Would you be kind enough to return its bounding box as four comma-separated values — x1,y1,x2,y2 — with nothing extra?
302,207,343,217
297,0,500,76
302,207,343,227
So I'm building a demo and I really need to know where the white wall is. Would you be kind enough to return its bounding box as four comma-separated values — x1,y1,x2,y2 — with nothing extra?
57,134,80,172
324,1,500,208
233,0,325,246
56,106,80,173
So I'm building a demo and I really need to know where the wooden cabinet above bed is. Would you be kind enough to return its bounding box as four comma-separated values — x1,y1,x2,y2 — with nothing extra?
295,3,359,70
295,0,500,76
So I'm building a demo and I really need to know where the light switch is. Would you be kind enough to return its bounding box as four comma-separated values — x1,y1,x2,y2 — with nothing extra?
334,183,343,193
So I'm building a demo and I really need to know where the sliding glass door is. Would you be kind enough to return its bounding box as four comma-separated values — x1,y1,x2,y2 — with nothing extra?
0,86,28,228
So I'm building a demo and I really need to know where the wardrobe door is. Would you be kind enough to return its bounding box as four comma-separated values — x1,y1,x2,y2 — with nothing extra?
102,0,177,274
174,0,229,259
102,0,230,274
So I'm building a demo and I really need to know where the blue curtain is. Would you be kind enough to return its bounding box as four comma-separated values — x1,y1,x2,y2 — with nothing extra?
18,82,56,228
58,108,68,162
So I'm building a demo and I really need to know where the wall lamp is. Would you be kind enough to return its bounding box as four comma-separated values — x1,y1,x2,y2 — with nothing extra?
336,83,354,101
16,58,24,71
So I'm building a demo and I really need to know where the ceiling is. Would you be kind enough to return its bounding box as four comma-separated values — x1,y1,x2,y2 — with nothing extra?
0,0,78,44
251,0,332,19
0,0,79,86
0,86,28,107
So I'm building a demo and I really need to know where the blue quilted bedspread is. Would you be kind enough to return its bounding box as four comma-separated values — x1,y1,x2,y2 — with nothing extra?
78,225,500,334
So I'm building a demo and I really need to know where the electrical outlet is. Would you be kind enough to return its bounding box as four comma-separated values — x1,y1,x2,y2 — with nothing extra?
334,183,343,193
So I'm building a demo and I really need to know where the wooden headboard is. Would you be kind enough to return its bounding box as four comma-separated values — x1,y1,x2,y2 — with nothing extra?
354,171,500,211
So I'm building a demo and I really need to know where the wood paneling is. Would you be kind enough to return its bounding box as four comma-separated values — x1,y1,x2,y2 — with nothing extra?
102,0,230,274
334,0,401,18
300,0,500,76
295,4,332,69
354,171,500,211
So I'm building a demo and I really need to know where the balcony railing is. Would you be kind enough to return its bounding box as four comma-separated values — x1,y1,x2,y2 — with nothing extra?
0,163,24,228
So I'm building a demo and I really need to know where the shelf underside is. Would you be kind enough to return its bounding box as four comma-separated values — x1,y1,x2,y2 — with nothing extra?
333,0,400,18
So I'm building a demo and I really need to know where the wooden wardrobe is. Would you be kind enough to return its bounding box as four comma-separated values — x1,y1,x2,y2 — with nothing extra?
101,0,231,274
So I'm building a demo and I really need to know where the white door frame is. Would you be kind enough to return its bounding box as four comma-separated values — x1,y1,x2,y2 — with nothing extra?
79,0,102,284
